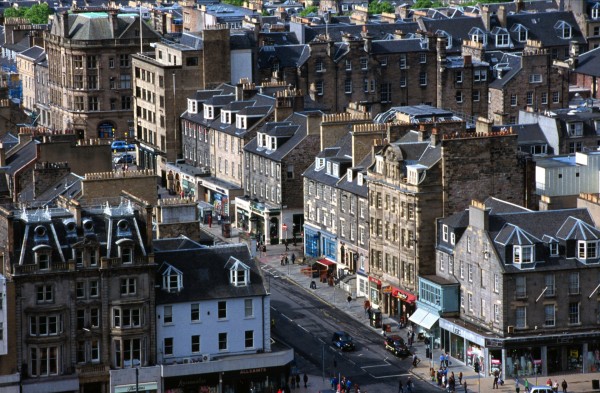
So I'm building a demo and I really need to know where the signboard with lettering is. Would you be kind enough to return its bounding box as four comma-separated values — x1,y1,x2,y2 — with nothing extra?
115,382,158,393
439,319,485,346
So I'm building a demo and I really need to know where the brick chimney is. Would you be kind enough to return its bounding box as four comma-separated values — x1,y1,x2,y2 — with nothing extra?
0,143,5,167
274,88,304,122
498,6,507,27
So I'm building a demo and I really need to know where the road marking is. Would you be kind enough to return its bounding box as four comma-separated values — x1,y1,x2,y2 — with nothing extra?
370,373,412,379
361,362,392,368
281,313,293,322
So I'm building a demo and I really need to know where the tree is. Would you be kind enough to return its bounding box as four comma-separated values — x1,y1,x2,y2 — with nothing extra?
299,6,319,16
3,3,51,24
368,1,395,14
222,0,245,6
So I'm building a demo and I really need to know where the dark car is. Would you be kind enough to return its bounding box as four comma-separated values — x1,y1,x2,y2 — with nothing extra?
385,335,410,357
113,154,135,164
332,331,355,351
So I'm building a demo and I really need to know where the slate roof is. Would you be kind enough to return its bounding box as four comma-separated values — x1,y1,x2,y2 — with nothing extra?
50,12,161,41
296,21,420,44
5,140,39,176
260,31,300,46
503,11,586,47
370,38,426,54
17,45,45,62
575,46,600,77
209,94,275,137
11,204,148,266
419,16,486,53
488,52,521,88
153,242,266,305
245,111,317,162
505,123,550,147
257,44,310,69
19,172,83,205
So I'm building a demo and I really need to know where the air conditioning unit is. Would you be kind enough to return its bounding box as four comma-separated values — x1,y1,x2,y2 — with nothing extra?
201,354,211,362
507,325,514,334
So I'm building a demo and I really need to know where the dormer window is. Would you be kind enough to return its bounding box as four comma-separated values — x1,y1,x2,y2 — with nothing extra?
592,3,600,19
74,249,83,267
435,30,452,49
162,265,183,293
316,58,324,72
347,168,353,182
578,240,598,259
469,27,487,45
568,122,583,136
270,137,276,150
236,116,247,129
494,28,510,47
514,245,533,263
37,252,50,270
316,157,325,170
326,161,332,175
332,163,339,177
221,111,233,124
549,242,559,256
357,173,364,186
120,246,133,264
188,99,198,114
204,105,214,120
229,259,250,286
555,21,572,39
511,24,528,42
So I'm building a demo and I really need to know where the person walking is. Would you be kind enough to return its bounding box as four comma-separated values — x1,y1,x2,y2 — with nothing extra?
458,372,463,385
524,378,530,393
561,380,567,393
303,373,308,388
493,370,499,389
285,239,289,251
406,376,413,393
398,379,404,393
291,253,296,264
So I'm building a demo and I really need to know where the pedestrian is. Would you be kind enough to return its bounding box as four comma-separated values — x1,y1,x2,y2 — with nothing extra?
290,376,294,389
347,295,352,304
458,371,463,385
285,255,289,265
303,373,308,388
430,367,436,381
524,378,530,393
553,380,559,393
364,300,370,316
285,238,289,251
546,378,552,387
280,255,285,266
463,381,467,392
493,370,499,389
296,374,300,389
445,352,450,367
412,353,420,366
291,252,296,264
398,379,404,393
561,380,567,393
440,353,445,367
406,376,413,393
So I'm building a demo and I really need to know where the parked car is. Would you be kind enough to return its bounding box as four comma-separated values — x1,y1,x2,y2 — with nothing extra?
332,331,355,351
111,140,135,152
384,335,410,357
113,154,135,164
528,387,554,393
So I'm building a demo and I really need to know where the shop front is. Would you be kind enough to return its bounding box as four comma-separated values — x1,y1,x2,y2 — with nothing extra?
439,319,488,374
355,252,368,298
381,285,416,318
505,346,542,378
303,225,320,257
115,382,158,393
368,276,382,308
236,197,283,244
198,177,243,225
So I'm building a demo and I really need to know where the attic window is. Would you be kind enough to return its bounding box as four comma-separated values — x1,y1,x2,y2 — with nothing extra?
511,24,528,42
347,169,353,182
549,242,559,256
36,252,50,270
514,245,533,263
120,246,133,264
204,105,214,120
495,31,510,47
162,265,183,293
357,173,364,186
230,261,250,287
568,122,583,136
578,240,597,259
316,158,325,170
469,27,486,45
236,115,247,129
188,100,197,114
593,3,600,19
555,21,572,39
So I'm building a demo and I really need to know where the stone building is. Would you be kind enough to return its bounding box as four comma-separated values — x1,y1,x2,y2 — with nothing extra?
487,40,571,125
240,103,321,245
16,46,45,119
367,107,525,320
432,198,600,378
302,119,386,298
44,10,161,139
0,196,156,393
132,26,231,175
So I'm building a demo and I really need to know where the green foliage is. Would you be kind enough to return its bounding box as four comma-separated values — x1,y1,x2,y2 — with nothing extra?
411,0,444,9
3,3,51,24
261,9,271,16
222,0,245,6
299,6,319,16
368,1,395,14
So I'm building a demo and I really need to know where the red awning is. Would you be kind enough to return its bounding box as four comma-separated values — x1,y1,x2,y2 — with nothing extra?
316,258,336,267
392,287,417,304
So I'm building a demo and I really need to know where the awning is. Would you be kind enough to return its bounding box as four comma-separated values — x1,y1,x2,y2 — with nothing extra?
392,288,417,304
317,258,335,267
408,308,440,330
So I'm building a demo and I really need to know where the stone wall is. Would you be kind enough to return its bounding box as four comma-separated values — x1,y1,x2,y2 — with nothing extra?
442,130,524,216
33,162,71,199
82,170,158,205
39,140,112,175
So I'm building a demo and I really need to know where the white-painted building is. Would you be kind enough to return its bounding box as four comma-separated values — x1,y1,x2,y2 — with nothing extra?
149,238,292,393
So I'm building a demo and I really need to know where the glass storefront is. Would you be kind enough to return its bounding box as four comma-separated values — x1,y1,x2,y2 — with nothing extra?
506,347,541,378
467,343,484,374
586,344,600,373
449,333,465,362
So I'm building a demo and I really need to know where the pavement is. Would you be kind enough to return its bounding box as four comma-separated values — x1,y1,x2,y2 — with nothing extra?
194,219,600,393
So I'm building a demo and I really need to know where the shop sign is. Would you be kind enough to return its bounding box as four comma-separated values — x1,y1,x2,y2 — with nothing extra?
382,286,393,294
240,367,267,375
115,382,158,393
485,338,504,348
439,319,485,346
369,276,382,286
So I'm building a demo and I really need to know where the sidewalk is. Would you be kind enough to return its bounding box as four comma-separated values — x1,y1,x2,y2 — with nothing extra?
199,222,600,393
